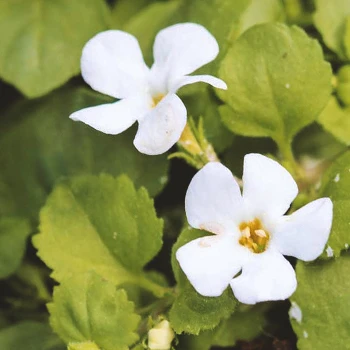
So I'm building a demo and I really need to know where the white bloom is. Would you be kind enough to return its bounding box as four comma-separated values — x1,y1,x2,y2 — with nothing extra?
176,154,333,305
69,23,227,155
148,320,175,350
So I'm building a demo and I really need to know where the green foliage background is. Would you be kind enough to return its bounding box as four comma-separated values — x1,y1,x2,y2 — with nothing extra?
0,1,349,350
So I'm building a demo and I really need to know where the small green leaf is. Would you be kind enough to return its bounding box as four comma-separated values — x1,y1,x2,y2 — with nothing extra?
336,65,350,106
49,272,140,350
320,151,350,257
0,321,65,350
318,97,350,146
218,23,332,147
33,174,164,294
0,216,31,279
180,304,268,349
313,0,350,59
0,87,168,223
0,0,110,97
291,256,350,350
169,227,237,335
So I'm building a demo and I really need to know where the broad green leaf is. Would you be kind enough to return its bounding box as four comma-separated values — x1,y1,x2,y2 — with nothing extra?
313,0,350,59
218,23,332,147
180,304,268,350
291,256,350,350
318,97,350,146
0,87,168,223
0,0,110,98
0,216,30,279
336,65,350,106
0,321,65,350
320,151,350,257
33,174,165,294
169,227,237,335
49,272,140,350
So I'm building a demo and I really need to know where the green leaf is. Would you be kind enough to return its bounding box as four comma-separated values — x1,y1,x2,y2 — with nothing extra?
169,227,237,335
320,151,350,257
0,321,65,350
218,23,332,147
33,174,165,295
49,272,140,350
313,0,350,60
0,216,31,279
318,97,350,146
0,0,110,98
180,304,268,350
336,65,350,106
0,87,168,223
291,256,350,350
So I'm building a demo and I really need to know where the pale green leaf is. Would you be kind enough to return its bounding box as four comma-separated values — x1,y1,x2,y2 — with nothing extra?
0,216,31,279
218,23,332,146
291,256,350,350
313,0,350,59
0,0,110,98
318,97,350,146
336,65,350,106
33,174,164,293
169,227,237,335
0,321,65,350
49,272,140,350
320,151,350,257
0,87,168,223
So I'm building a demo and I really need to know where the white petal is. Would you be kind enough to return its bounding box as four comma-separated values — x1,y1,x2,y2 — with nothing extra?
133,94,186,155
170,74,227,93
273,198,333,261
69,98,148,135
176,234,248,297
230,250,297,305
242,154,298,218
81,30,149,99
185,162,243,235
152,23,219,83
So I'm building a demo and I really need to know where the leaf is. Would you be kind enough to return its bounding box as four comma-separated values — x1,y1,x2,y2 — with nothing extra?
169,227,237,335
313,0,350,59
33,174,165,293
49,272,140,350
180,304,268,350
320,151,350,257
0,0,110,98
318,97,350,146
336,65,350,106
291,256,350,350
0,86,168,223
0,216,31,279
0,321,65,350
218,23,332,147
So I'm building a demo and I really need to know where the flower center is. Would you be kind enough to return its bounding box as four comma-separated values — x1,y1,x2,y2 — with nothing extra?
151,93,165,108
238,218,270,253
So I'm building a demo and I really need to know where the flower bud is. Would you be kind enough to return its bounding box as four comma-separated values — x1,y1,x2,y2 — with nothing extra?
148,320,175,350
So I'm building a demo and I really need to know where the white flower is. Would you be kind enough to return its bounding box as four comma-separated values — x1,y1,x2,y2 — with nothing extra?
69,23,227,155
176,154,333,305
148,320,175,350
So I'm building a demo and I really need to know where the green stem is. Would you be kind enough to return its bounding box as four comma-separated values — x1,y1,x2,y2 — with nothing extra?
135,275,173,298
277,140,302,180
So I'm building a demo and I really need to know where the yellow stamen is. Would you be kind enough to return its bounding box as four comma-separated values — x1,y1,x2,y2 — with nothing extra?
151,93,165,108
238,218,270,254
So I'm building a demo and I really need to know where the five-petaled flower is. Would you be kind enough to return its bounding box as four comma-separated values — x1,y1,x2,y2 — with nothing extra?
176,154,333,304
69,23,227,155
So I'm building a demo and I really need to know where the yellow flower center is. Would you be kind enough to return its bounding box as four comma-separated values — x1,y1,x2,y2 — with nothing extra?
238,218,270,253
151,93,165,108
